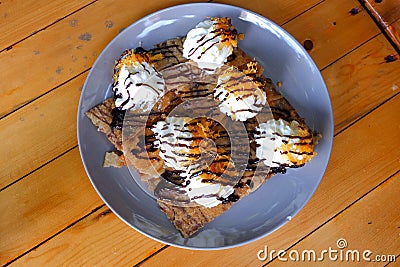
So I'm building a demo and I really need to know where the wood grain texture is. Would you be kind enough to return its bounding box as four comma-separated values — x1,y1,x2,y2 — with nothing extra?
0,74,85,189
0,0,196,118
283,0,381,69
12,207,164,266
0,0,379,118
268,172,400,266
0,148,103,265
0,0,322,52
322,34,400,132
0,21,398,266
138,94,400,266
388,18,400,49
1,0,398,265
0,0,95,51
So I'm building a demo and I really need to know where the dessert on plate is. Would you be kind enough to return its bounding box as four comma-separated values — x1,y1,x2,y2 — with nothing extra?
85,17,319,237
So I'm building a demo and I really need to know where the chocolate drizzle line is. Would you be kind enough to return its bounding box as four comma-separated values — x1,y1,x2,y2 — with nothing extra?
188,32,222,58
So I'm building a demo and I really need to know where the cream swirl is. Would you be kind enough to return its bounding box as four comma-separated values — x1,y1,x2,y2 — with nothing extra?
255,119,316,168
152,117,236,208
112,51,164,111
186,177,234,208
214,67,266,121
182,17,242,70
152,117,197,173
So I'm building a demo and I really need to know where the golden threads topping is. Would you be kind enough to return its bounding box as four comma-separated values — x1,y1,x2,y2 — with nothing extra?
210,17,243,50
113,49,163,82
243,62,260,75
255,119,317,168
182,118,222,158
214,67,266,121
275,126,316,166
187,117,221,140
219,70,264,100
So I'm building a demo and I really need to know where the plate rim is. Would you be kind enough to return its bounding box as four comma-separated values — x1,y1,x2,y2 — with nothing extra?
77,2,334,250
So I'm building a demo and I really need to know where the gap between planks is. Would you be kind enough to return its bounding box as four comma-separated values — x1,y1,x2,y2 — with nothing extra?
0,145,77,192
0,68,90,121
385,255,400,267
3,204,106,267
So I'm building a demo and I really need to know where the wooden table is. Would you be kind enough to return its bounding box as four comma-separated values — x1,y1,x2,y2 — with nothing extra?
1,0,399,266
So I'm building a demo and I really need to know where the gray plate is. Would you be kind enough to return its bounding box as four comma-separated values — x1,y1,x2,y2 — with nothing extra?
77,3,333,249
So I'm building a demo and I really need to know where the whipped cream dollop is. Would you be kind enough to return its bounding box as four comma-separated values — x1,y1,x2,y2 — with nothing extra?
112,51,164,111
214,68,266,121
183,17,242,70
255,119,316,168
186,177,234,208
152,117,196,172
152,116,235,208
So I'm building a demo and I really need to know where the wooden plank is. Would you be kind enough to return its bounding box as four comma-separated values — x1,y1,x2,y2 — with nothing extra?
0,0,379,118
0,0,95,51
137,95,400,266
322,34,400,132
0,73,85,189
12,206,165,266
283,0,381,69
0,149,103,265
268,172,400,266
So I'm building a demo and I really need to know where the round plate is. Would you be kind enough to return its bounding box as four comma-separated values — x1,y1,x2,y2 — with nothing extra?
77,3,333,249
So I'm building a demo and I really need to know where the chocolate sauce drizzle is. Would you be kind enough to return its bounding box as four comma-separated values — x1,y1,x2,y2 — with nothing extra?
110,108,126,129
187,23,238,60
217,192,239,204
108,39,316,206
214,72,264,118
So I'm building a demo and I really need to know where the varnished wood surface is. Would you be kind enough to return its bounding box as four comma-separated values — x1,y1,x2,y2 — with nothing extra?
0,0,399,266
